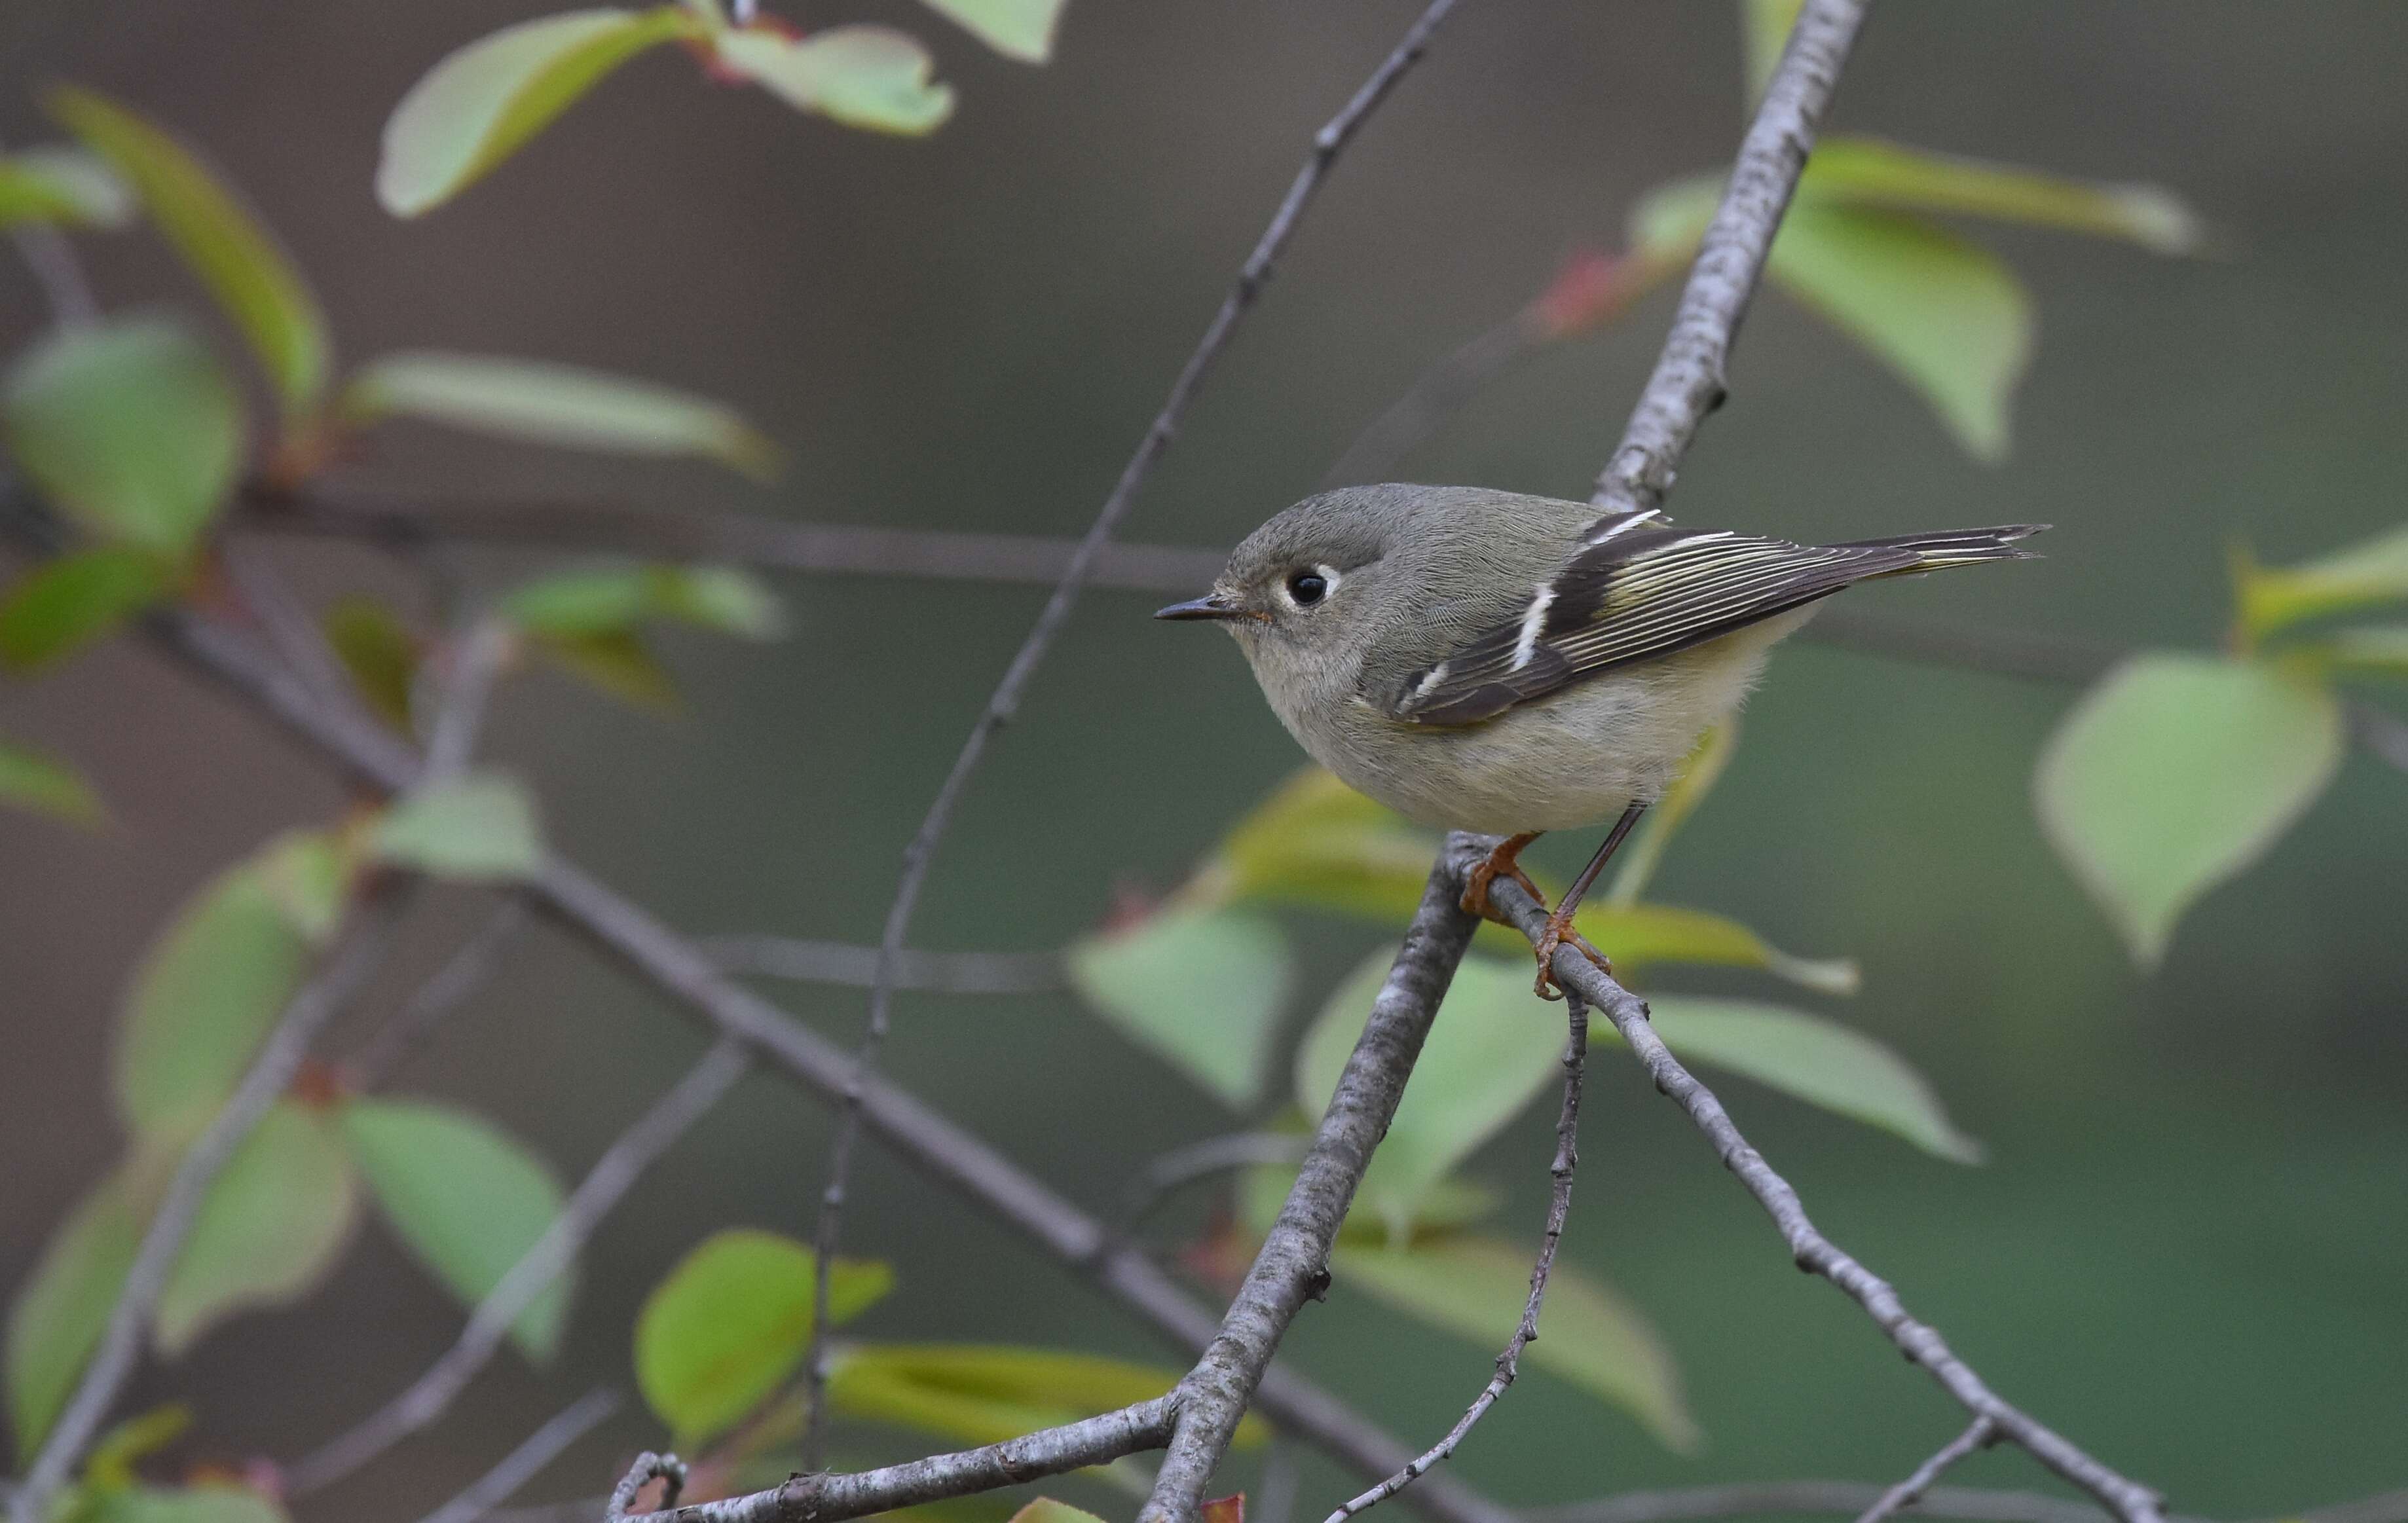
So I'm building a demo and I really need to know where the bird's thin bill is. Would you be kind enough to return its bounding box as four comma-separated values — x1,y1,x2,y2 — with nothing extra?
1155,593,1251,621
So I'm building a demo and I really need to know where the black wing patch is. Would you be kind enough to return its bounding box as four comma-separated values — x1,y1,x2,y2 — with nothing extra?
1388,512,2041,726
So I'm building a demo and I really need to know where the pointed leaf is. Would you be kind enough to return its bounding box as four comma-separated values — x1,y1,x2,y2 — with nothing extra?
322,596,420,730
828,1345,1264,1450
1639,997,1982,1164
1067,906,1292,1110
152,1101,358,1355
0,145,134,229
1739,0,1802,103
0,549,172,673
340,1098,572,1359
83,1404,193,1491
2036,653,2342,967
915,0,1064,62
7,1151,156,1461
635,1228,894,1447
345,352,779,478
49,88,329,415
1568,902,1857,996
2233,525,2408,641
371,771,544,881
377,8,699,216
78,1483,289,1523
0,738,106,826
537,629,683,711
1768,202,2031,461
1804,136,2200,253
4,315,242,554
499,562,786,638
713,26,955,136
1333,1236,1697,1452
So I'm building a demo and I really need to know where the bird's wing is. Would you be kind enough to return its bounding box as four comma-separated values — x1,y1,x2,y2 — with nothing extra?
1384,510,2034,726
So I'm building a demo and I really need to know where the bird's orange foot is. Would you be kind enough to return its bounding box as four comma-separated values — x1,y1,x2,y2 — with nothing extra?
1459,833,1544,925
1530,906,1612,1002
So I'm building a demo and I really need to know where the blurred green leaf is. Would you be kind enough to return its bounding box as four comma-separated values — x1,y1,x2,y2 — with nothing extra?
1738,0,1801,103
6,1144,169,1461
1640,997,1983,1164
154,1101,358,1355
1627,174,1722,266
116,835,339,1136
1295,951,1563,1241
829,1345,1265,1451
1804,137,2200,253
2233,525,2408,642
536,629,683,712
2036,653,2343,968
2297,623,2408,679
500,562,785,640
916,0,1064,62
0,145,134,229
634,1228,893,1448
1067,906,1292,1110
1605,718,1738,907
1768,202,2030,462
1333,1235,1697,1452
50,88,329,416
81,1404,192,1491
713,26,955,136
1007,1504,1108,1523
345,353,779,479
253,830,351,944
4,316,242,555
371,772,544,881
1239,1162,1496,1247
0,549,172,673
0,737,107,826
72,1483,289,1523
1568,902,1857,995
377,8,699,216
339,1097,572,1360
322,596,420,731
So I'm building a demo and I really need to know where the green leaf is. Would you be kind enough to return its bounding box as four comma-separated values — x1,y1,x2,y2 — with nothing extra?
2297,623,2408,679
1295,951,1565,1241
499,562,786,639
1639,997,1983,1164
344,353,780,479
1067,906,1293,1110
1566,902,1857,996
1008,1504,1109,1523
1739,0,1802,103
0,145,134,229
828,1345,1265,1451
83,1404,193,1491
634,1229,894,1448
536,629,683,712
2233,525,2408,642
75,1483,289,1523
339,1098,573,1360
371,772,544,881
1238,1162,1497,1246
712,26,955,136
1604,718,1739,907
155,1101,358,1355
7,1148,160,1461
116,835,339,1135
49,88,329,416
1768,202,2031,462
0,737,107,826
1333,1235,1697,1452
376,8,699,217
914,0,1065,62
4,316,243,555
0,549,172,673
2035,653,2343,968
1803,137,2200,254
322,596,420,731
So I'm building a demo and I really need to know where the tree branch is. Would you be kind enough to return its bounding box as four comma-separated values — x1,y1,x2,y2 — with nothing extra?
344,899,532,1091
413,1389,620,1523
1855,1418,1997,1523
803,0,1469,1465
1443,834,2167,1523
9,887,413,1523
698,934,1063,996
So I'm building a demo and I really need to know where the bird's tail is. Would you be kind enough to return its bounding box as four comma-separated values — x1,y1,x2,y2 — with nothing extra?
1834,523,2048,576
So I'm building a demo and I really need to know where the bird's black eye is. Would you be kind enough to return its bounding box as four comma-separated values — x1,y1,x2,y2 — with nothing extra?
1286,570,1329,606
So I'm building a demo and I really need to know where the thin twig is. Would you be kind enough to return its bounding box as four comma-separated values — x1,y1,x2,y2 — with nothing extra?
1449,833,2167,1523
608,1454,687,1521
801,0,1469,1468
699,934,1063,995
1121,1132,1314,1227
345,899,533,1091
423,616,515,780
221,541,369,726
9,888,413,1523
1530,1484,2117,1523
287,1037,753,1495
1855,1418,1998,1523
1324,992,1589,1523
414,1389,620,1523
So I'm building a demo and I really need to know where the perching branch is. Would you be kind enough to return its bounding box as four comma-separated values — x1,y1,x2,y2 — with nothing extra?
1854,1418,1998,1523
9,887,414,1523
412,1389,620,1523
286,1037,753,1496
1445,832,2168,1523
802,0,1470,1465
608,1454,688,1521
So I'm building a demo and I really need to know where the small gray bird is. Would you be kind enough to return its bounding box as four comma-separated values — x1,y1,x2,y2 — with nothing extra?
1158,484,2043,995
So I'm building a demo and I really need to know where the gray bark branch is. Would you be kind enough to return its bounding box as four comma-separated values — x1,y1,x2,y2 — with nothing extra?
412,1389,619,1523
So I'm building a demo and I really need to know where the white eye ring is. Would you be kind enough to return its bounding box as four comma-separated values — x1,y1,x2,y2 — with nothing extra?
1281,564,1340,608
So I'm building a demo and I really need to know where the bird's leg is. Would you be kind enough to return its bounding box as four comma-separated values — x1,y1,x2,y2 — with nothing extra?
1459,832,1545,923
1529,802,1648,1000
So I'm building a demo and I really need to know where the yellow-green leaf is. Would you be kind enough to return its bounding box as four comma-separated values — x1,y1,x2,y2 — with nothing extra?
498,562,785,638
713,26,955,136
635,1229,894,1448
829,1345,1265,1452
1768,202,2031,462
154,1101,359,1354
2035,654,2343,968
2296,623,2408,679
377,8,700,217
915,0,1064,63
322,596,420,730
340,1098,572,1359
75,1482,289,1523
82,1404,193,1492
537,629,684,712
1804,136,2200,253
1739,0,1802,103
344,352,779,479
2233,525,2408,642
1009,1503,1109,1523
371,772,544,882
49,88,329,416
1067,906,1291,1110
0,549,172,674
0,737,106,826
4,315,242,555
0,145,134,229
7,1147,162,1461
